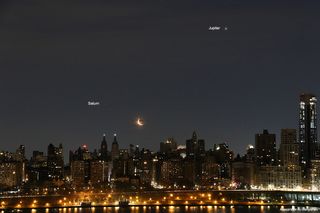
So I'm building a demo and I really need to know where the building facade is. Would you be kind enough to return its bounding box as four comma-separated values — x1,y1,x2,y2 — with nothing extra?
255,130,277,167
299,93,318,182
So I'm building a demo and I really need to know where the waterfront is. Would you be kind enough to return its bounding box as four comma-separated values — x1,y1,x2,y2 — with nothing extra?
3,206,320,213
2,190,320,211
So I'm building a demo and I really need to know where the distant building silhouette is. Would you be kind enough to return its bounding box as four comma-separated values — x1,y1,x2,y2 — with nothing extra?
186,131,205,157
213,143,234,179
255,130,277,167
100,134,108,161
185,131,206,185
160,138,177,154
111,134,120,161
280,129,299,167
245,144,255,162
47,143,64,180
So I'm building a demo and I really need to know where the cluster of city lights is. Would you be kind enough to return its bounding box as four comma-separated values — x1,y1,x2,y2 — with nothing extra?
0,191,316,210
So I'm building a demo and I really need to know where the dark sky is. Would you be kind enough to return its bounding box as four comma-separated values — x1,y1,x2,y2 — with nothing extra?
1,0,320,158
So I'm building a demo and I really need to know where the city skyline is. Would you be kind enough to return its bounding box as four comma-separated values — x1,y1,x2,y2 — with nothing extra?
0,93,317,197
1,0,320,160
0,94,317,193
2,0,320,211
0,92,319,159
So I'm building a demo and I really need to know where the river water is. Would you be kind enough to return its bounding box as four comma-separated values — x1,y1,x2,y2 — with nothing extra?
8,206,320,213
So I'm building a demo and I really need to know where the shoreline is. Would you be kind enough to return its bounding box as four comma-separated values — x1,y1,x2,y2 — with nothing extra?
1,203,320,210
1,190,320,210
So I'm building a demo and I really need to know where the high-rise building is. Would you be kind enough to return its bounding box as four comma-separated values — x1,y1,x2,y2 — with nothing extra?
111,134,120,161
185,131,206,185
29,151,47,182
0,145,27,188
299,93,318,180
255,130,277,167
310,160,320,189
71,160,86,186
246,145,255,162
15,145,26,182
160,158,183,186
151,157,161,187
70,157,91,186
186,131,205,157
279,129,299,167
112,150,129,179
47,143,64,180
213,143,234,179
129,144,135,157
100,134,108,161
276,129,302,189
16,145,25,161
0,162,20,188
160,138,177,153
201,155,220,186
90,160,108,185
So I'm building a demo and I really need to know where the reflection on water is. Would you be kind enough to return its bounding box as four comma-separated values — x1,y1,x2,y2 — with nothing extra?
7,206,320,213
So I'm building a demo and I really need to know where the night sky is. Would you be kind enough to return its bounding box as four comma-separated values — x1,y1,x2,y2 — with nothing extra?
1,0,320,158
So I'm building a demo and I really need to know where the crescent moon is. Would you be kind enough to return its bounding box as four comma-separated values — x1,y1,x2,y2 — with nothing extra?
136,118,144,126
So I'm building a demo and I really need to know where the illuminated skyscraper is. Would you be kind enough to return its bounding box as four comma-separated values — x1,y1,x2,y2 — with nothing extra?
299,93,318,180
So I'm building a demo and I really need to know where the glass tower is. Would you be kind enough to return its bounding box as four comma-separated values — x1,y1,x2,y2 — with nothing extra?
299,93,317,179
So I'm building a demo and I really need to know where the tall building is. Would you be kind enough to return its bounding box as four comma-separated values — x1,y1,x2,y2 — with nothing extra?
47,143,64,180
185,131,205,185
279,129,299,167
15,145,26,182
111,134,120,161
129,144,135,157
310,160,320,189
299,93,318,180
213,143,234,179
69,144,95,186
16,145,25,161
160,158,183,186
246,145,255,162
0,145,27,188
71,160,86,186
255,130,277,167
100,134,108,161
0,162,20,188
160,138,177,153
276,129,302,189
90,160,108,185
201,155,220,186
186,131,205,157
29,151,47,182
112,148,130,181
